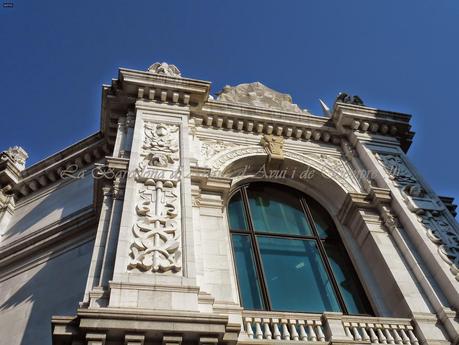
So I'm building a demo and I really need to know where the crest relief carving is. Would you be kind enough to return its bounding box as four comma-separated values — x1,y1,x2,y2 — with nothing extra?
375,152,459,280
260,134,284,163
128,123,182,273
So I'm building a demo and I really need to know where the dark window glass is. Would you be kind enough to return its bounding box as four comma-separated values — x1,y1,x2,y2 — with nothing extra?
228,183,373,316
247,184,312,236
258,237,341,313
306,196,338,239
228,192,248,230
325,242,373,315
231,234,265,310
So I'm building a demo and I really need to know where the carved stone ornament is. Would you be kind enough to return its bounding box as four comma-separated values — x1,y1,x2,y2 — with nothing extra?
200,139,236,161
206,145,361,193
260,134,284,162
216,82,308,114
335,92,364,106
147,62,181,77
0,146,28,171
375,152,459,280
128,122,182,273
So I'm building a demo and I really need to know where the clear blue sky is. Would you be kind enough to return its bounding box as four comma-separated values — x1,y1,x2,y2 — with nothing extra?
1,0,458,203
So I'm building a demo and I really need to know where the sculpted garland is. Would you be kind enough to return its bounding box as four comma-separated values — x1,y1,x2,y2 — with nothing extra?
375,153,459,280
128,123,182,273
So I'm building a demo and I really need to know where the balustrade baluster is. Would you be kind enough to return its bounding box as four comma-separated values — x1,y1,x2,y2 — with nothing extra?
254,318,263,340
315,322,325,342
307,321,317,341
289,320,299,341
245,318,254,339
262,319,272,340
297,320,308,341
407,329,419,345
376,326,387,344
359,323,370,341
281,319,290,340
384,327,395,344
392,327,403,345
272,319,281,340
351,323,362,341
368,327,379,343
399,328,411,345
343,322,353,338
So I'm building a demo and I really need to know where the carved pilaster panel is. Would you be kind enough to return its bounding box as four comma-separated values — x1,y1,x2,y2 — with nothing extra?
375,152,459,280
128,123,182,274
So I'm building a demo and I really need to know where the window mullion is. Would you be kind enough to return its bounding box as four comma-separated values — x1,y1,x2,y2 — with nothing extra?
241,186,272,310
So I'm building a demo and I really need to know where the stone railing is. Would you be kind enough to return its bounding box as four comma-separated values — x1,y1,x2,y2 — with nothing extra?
342,315,419,344
241,311,420,344
242,311,326,342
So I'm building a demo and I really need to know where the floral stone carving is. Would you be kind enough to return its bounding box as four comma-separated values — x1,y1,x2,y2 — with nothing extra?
375,152,459,280
128,122,182,273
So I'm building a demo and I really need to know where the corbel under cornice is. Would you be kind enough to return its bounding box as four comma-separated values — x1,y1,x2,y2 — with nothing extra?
192,101,342,146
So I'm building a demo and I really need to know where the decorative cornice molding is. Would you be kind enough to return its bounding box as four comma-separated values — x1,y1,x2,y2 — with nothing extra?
333,103,414,152
193,100,341,146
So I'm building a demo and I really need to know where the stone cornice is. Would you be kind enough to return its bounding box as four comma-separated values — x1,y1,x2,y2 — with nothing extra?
192,100,341,145
118,68,211,107
333,102,415,152
13,133,110,199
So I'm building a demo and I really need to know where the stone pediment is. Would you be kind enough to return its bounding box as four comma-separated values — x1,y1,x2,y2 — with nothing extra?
216,82,308,114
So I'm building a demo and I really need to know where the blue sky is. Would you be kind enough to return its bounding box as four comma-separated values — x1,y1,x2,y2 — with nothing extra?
1,0,458,202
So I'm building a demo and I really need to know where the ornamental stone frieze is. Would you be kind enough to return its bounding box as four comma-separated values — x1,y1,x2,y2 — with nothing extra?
375,152,459,280
203,143,362,193
128,122,182,273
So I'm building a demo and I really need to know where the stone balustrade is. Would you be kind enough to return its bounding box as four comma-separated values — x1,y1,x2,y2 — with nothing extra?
241,311,420,344
342,316,419,344
242,311,326,342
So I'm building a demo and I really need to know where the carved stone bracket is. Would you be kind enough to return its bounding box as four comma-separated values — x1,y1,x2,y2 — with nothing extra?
128,123,182,273
375,152,459,280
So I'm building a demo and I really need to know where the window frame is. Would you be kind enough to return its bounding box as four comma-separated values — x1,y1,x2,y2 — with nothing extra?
229,182,373,316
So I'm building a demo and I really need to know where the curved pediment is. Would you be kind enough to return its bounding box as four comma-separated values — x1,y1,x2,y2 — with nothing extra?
215,82,309,114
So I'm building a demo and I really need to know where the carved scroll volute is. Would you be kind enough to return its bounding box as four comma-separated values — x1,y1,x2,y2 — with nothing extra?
128,123,182,273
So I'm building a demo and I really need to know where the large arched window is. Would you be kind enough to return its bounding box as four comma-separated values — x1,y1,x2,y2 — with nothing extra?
228,182,373,315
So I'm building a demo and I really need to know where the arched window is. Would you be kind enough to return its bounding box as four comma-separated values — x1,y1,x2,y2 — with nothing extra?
228,182,373,315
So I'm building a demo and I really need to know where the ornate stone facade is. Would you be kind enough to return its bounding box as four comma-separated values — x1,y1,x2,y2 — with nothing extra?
375,152,459,280
0,62,457,345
